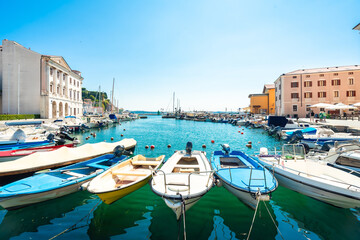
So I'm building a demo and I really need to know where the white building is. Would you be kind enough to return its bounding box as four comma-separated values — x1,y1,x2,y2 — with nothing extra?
0,39,83,119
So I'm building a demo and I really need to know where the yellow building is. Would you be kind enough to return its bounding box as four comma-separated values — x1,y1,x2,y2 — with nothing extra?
248,84,275,115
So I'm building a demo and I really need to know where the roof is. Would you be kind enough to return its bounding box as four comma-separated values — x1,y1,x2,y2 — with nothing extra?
286,65,360,75
353,23,360,30
263,84,275,93
248,93,268,98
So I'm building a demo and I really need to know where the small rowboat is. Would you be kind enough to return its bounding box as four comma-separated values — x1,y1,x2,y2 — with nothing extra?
0,148,129,210
87,154,165,204
0,138,136,179
211,144,278,209
151,142,214,219
0,143,76,162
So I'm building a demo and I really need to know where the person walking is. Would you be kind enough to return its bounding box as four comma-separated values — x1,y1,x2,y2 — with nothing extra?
310,110,315,122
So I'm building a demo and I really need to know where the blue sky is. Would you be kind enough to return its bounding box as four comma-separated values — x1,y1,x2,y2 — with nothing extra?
1,0,360,111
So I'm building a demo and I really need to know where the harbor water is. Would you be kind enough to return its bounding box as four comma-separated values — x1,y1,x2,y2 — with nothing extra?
0,116,359,239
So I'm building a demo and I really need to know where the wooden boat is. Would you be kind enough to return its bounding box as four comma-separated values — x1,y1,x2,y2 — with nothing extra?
0,143,76,162
0,150,129,210
0,138,136,178
150,142,214,219
211,144,278,209
257,144,360,208
87,154,165,204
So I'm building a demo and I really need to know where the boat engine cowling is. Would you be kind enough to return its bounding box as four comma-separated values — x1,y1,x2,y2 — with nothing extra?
287,130,304,144
186,142,193,155
259,147,268,156
47,133,55,141
221,144,230,155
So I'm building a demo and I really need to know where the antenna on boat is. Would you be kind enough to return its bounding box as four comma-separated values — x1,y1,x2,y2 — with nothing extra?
221,144,230,155
186,142,193,155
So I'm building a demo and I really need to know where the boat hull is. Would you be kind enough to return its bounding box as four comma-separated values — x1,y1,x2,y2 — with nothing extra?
221,179,259,209
0,179,88,210
262,162,360,208
164,196,201,220
95,175,151,205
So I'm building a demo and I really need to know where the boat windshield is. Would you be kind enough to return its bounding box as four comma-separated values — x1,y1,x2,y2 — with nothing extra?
282,144,305,160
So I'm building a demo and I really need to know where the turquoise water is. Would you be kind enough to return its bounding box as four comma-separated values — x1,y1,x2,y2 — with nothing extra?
0,116,360,239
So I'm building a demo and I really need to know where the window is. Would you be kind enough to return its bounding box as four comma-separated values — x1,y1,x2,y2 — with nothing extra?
291,93,299,98
306,75,310,78
77,92,79,101
275,96,277,101
57,71,60,79
50,84,53,93
63,87,66,96
349,78,354,85
306,105,311,111
318,80,326,86
320,108,325,112
50,68,53,76
293,105,298,112
74,90,76,100
304,92,312,98
292,76,297,79
334,91,339,98
304,81,312,87
63,74,66,80
74,80,76,86
291,82,299,88
334,73,338,76
77,82,79,87
319,74,324,77
279,95,281,100
69,90,72,98
70,78,72,84
349,72,354,75
331,79,341,86
57,86,60,94
318,92,327,98
347,91,356,97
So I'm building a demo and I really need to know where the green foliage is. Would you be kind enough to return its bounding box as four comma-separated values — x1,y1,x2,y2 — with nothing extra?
0,114,41,120
82,87,110,110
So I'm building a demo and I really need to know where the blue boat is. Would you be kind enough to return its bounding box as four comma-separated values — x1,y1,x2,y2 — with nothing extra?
210,144,278,209
0,147,130,210
0,140,53,151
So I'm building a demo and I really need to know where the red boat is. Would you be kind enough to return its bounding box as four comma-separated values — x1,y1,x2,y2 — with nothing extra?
0,143,76,162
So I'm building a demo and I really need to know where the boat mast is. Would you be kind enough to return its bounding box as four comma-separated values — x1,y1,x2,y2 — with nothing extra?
111,78,115,113
173,92,175,113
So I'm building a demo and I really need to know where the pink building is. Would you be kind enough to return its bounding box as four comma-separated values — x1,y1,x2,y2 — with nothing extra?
275,65,360,118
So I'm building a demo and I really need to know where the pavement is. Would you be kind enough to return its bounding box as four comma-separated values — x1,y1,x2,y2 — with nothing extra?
299,118,360,130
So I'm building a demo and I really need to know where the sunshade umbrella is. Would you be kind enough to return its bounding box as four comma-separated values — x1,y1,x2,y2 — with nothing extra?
310,103,334,108
325,103,357,110
353,102,360,107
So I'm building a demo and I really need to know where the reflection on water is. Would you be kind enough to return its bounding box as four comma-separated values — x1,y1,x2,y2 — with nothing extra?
0,191,96,239
271,186,360,240
209,215,238,239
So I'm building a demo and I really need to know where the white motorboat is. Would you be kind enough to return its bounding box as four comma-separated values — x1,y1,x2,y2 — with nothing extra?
150,142,214,219
256,144,360,208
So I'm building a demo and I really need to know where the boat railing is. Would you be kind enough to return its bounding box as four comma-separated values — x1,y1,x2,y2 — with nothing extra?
248,166,269,192
270,162,360,190
152,169,214,194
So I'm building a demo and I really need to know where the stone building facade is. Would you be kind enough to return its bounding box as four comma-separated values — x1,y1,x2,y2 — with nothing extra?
0,39,83,119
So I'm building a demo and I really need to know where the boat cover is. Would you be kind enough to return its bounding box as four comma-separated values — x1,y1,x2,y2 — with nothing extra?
0,138,136,176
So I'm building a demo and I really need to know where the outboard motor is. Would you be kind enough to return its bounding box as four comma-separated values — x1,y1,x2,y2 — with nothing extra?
55,138,66,146
221,144,230,155
58,131,75,141
287,130,304,144
113,145,132,157
186,142,193,155
47,133,55,142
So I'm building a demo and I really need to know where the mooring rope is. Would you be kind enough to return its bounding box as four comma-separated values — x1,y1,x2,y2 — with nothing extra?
182,198,187,240
49,199,102,240
263,201,285,240
246,198,260,240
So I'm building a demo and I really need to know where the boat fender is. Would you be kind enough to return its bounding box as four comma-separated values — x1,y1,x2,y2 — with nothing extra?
246,144,252,148
241,132,244,134
150,145,155,149
211,140,215,144
248,141,252,144
202,144,206,148
259,147,268,156
167,144,171,148
80,182,90,191
111,137,114,141
215,178,222,187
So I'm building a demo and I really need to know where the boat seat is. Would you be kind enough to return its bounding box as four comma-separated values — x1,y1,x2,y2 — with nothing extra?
111,171,148,176
86,162,109,170
62,171,86,178
131,160,159,166
175,164,200,168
